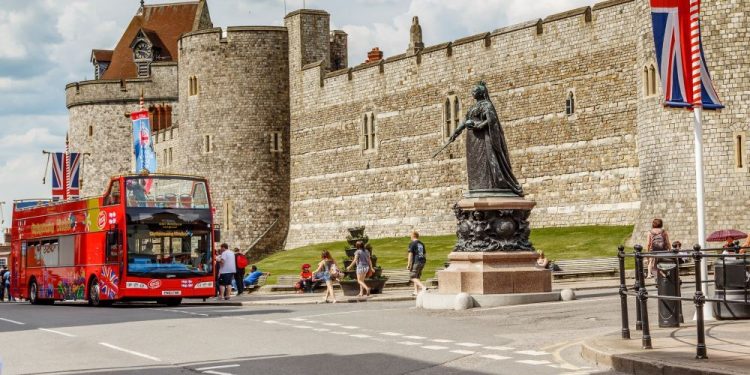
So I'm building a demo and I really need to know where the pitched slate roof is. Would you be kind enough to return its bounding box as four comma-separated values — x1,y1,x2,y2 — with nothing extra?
99,1,205,80
91,49,113,63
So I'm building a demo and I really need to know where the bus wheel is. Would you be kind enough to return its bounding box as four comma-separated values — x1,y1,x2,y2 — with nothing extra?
29,281,40,305
88,278,102,307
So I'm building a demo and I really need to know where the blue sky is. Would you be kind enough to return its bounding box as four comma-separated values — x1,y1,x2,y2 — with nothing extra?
0,0,598,229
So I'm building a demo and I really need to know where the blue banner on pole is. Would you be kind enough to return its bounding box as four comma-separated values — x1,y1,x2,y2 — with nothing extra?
131,110,157,174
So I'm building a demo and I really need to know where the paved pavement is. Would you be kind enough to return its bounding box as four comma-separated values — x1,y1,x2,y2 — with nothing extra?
3,275,746,375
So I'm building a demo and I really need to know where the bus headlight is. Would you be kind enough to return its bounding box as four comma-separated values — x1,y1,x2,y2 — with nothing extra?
126,282,148,289
194,282,214,288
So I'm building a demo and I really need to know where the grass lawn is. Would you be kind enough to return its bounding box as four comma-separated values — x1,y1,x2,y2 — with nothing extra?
254,225,634,284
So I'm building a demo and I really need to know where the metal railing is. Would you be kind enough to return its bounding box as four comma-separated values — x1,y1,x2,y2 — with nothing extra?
618,244,750,359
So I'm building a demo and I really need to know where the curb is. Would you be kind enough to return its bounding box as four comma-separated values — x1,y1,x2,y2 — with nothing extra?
580,338,745,375
240,295,415,306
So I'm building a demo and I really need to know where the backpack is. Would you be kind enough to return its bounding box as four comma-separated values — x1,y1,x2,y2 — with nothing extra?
236,253,248,269
651,230,666,251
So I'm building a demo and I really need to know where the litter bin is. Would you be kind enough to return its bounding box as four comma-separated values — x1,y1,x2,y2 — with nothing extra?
714,260,750,320
657,261,681,327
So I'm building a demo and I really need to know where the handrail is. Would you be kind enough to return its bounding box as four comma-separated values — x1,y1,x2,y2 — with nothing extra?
618,243,750,359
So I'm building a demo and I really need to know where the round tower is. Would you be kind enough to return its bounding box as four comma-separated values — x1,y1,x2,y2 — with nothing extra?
178,26,290,258
634,1,750,244
65,63,179,197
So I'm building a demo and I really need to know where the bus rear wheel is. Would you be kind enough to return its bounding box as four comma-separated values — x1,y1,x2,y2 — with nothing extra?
29,281,53,306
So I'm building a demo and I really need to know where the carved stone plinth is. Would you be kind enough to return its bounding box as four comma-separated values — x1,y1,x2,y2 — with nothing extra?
438,252,551,295
438,195,550,295
453,196,536,252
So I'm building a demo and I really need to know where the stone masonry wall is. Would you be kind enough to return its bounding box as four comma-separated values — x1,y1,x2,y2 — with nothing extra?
178,27,290,259
285,0,642,248
66,63,179,197
634,0,750,246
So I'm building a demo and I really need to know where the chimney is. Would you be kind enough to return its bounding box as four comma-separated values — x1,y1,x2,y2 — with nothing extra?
3,228,9,244
365,47,383,63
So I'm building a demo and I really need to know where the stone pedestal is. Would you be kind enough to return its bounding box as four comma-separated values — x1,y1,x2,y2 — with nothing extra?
438,252,551,294
438,195,552,295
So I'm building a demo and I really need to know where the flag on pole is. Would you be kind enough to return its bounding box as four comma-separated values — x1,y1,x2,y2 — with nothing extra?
51,152,81,201
131,109,157,174
650,0,723,110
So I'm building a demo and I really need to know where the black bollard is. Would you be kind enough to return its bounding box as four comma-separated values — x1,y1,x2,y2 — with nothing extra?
634,245,643,331
693,244,708,359
635,245,652,349
618,245,631,339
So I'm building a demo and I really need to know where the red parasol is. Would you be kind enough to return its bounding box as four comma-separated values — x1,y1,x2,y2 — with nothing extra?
706,229,748,242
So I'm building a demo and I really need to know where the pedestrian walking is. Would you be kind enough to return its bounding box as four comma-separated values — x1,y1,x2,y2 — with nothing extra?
216,243,236,300
346,241,372,297
0,266,6,301
3,269,13,302
646,218,670,278
313,250,340,303
407,230,427,295
234,248,248,295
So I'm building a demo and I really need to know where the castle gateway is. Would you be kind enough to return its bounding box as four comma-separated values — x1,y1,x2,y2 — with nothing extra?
67,0,750,256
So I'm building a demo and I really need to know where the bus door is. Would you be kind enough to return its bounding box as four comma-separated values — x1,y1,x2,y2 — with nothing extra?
15,242,25,297
105,227,124,282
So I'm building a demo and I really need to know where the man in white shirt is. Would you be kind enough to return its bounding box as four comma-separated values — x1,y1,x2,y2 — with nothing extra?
216,243,236,300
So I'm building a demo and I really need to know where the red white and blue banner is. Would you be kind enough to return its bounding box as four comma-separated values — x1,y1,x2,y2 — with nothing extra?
650,0,723,109
131,109,157,174
51,152,81,201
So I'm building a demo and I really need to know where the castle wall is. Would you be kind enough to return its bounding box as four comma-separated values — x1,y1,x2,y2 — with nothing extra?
634,0,750,246
178,27,290,258
66,63,179,197
284,0,642,248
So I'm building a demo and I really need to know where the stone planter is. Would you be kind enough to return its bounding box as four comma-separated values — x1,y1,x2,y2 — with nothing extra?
339,278,388,296
345,248,357,258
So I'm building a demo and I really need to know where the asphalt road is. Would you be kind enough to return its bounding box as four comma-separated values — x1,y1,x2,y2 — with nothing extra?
0,289,631,375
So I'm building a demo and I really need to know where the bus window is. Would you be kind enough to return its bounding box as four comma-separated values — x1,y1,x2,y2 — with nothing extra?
41,240,59,267
104,181,121,206
58,236,75,266
106,229,121,262
26,242,41,267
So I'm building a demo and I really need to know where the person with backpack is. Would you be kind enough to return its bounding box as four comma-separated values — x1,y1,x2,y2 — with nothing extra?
646,218,671,278
233,248,248,295
3,269,12,302
407,230,427,296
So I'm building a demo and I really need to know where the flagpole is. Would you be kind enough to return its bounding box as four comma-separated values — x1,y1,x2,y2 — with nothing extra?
65,133,71,201
689,0,713,319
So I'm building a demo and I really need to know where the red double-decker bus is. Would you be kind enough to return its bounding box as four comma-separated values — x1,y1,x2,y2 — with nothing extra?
10,174,218,306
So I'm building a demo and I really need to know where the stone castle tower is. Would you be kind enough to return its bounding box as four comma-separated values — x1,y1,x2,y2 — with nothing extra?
67,0,750,255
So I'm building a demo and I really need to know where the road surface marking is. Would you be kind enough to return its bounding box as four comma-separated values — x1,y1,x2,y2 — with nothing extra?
293,325,312,329
330,331,349,335
380,332,403,336
203,371,234,375
350,334,372,338
481,354,511,360
306,320,320,323
0,318,24,325
403,335,426,340
450,350,475,355
39,328,75,337
196,364,241,371
515,350,548,356
313,328,330,332
484,346,514,351
290,318,307,321
341,325,359,329
397,341,421,346
323,323,340,326
99,343,161,362
263,320,278,324
431,339,454,343
421,345,449,350
517,359,551,365
456,342,482,347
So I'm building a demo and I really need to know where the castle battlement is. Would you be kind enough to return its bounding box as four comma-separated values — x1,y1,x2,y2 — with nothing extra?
298,0,634,91
180,25,287,47
65,63,178,109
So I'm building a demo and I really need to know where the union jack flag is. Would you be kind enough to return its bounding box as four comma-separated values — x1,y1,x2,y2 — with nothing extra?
98,266,119,300
51,152,81,201
650,0,723,109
